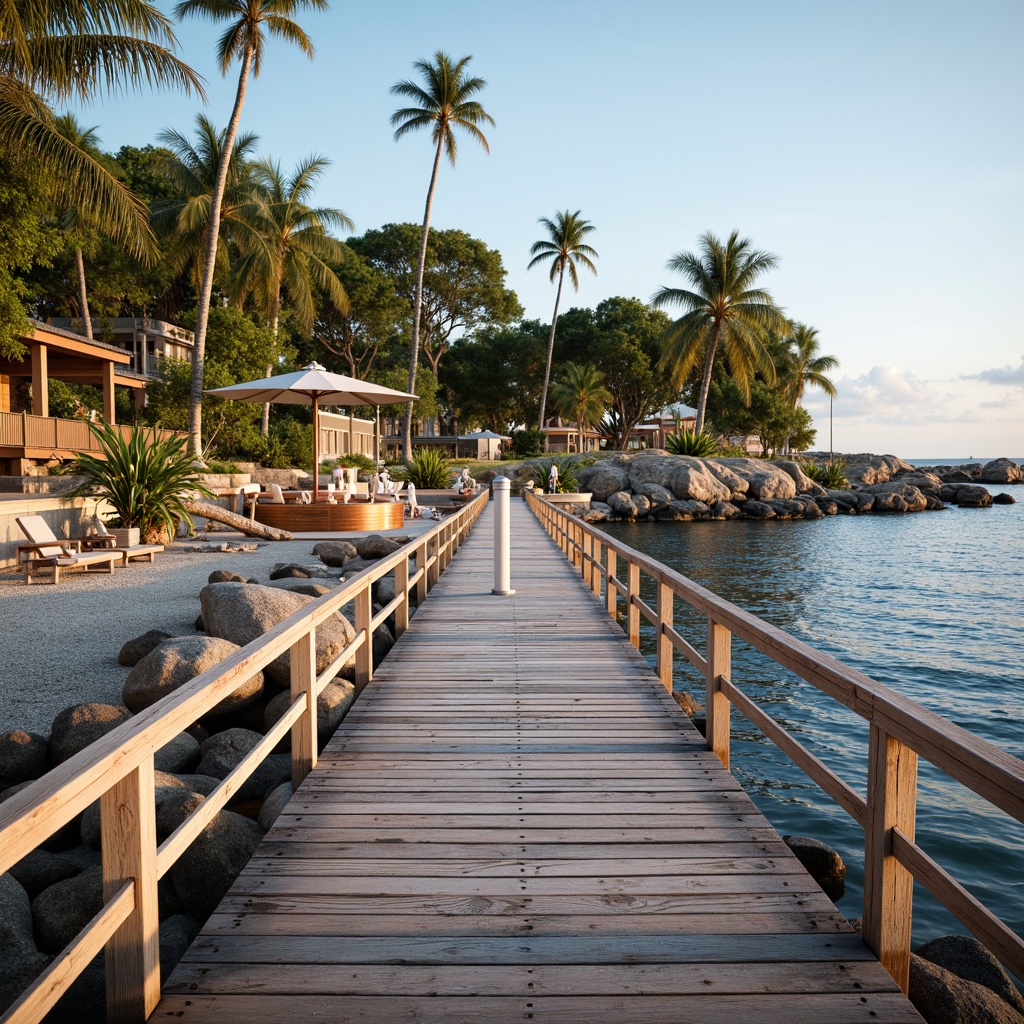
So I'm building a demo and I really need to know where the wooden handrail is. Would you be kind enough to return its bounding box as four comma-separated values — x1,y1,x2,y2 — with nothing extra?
526,489,1024,993
0,491,487,1024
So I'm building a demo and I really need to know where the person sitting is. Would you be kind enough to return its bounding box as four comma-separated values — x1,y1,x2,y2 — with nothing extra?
376,467,393,494
454,467,475,496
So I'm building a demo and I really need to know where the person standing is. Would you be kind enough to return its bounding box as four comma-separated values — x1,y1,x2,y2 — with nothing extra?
548,463,559,494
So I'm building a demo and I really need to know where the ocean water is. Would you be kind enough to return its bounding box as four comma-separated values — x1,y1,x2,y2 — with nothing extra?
599,496,1024,947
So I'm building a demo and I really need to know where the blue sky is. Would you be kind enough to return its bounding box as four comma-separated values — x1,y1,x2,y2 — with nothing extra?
75,0,1023,457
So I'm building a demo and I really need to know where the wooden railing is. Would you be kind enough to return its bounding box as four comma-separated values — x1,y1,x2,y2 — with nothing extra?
0,412,182,455
0,492,487,1024
526,489,1024,994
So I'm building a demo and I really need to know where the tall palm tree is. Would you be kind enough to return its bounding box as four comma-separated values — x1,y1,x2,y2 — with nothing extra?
0,0,201,261
152,114,264,291
174,0,328,456
549,362,611,456
780,323,838,406
652,230,788,434
390,51,494,461
234,153,352,433
528,211,598,431
52,114,119,340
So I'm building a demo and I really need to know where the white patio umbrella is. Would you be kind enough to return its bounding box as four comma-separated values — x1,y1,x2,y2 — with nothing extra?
207,362,416,502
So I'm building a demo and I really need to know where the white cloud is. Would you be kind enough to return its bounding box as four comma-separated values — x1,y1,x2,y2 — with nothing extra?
971,356,1024,388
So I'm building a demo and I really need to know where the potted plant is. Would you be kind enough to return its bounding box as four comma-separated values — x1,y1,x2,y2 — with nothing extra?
66,422,212,543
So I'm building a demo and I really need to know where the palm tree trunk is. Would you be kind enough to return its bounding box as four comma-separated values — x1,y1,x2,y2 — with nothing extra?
402,135,445,462
694,321,722,434
261,308,279,437
186,46,254,457
537,263,565,432
74,247,93,341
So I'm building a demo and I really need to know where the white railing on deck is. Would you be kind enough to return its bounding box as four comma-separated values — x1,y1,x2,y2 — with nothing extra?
0,492,487,1024
526,488,1024,996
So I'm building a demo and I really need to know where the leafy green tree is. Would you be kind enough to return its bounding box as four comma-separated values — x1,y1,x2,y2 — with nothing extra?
528,210,598,430
548,362,611,455
0,0,200,262
173,0,328,455
390,51,494,460
351,223,521,377
652,230,788,433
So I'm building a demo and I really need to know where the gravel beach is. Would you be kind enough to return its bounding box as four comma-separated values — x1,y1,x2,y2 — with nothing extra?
0,534,375,735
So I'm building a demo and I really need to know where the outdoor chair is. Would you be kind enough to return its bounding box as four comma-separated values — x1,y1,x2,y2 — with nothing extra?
90,519,164,564
16,515,121,585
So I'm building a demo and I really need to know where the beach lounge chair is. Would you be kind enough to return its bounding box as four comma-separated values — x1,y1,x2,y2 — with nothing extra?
90,519,164,564
15,515,121,585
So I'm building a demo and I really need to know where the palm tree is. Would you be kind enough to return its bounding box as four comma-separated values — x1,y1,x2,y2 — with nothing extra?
528,211,598,431
549,362,611,456
779,323,838,406
0,0,201,261
234,153,352,433
652,230,788,434
152,114,264,291
390,51,494,461
174,0,328,456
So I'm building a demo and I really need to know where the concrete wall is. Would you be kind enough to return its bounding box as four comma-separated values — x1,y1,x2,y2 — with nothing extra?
0,496,102,569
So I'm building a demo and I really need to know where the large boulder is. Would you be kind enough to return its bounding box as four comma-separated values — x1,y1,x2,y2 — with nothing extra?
117,629,173,667
577,462,630,501
32,865,104,955
159,914,202,979
0,873,52,1015
0,731,48,787
668,458,732,504
953,485,994,508
623,453,678,493
843,454,915,487
783,835,845,901
740,500,776,520
208,569,248,584
123,636,264,715
312,540,358,568
265,680,356,748
634,482,674,504
49,704,131,767
863,481,929,513
0,781,80,851
258,781,293,830
704,460,750,501
606,491,638,517
8,850,81,899
980,458,1023,485
200,583,357,685
909,953,1024,1024
169,809,263,919
715,458,797,501
916,935,1024,1015
774,460,827,497
154,731,202,774
195,728,263,779
893,471,944,492
355,534,400,559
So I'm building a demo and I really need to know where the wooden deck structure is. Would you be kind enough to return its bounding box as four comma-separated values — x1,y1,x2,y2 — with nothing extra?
158,500,921,1022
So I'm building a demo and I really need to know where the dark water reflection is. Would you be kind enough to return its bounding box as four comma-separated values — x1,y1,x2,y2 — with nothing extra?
601,502,1024,945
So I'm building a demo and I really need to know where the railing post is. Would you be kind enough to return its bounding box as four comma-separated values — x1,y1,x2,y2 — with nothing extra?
414,541,427,606
605,548,617,618
626,561,640,650
706,618,732,769
590,536,603,597
354,585,373,692
102,761,160,1023
657,580,673,692
393,554,409,639
290,626,317,788
863,724,918,993
492,476,514,596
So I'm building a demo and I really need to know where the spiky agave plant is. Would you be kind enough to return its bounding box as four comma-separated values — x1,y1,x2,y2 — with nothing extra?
801,459,848,489
67,422,211,540
405,447,451,488
665,428,719,458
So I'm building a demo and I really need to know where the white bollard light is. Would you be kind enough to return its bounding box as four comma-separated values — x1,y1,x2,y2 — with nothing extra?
491,475,515,596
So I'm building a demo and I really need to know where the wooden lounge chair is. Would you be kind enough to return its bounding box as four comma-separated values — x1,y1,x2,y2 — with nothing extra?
16,515,121,585
89,520,164,564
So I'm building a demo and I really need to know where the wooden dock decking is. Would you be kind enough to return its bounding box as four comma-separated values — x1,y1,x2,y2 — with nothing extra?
158,499,923,1022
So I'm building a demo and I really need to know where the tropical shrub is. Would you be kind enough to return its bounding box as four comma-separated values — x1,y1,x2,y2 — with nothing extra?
323,453,375,473
509,428,546,459
67,422,211,541
665,428,719,458
405,447,451,488
801,459,848,489
527,457,579,494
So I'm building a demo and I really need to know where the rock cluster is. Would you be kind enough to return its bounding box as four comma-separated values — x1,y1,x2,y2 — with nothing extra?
0,534,411,1019
532,451,1019,524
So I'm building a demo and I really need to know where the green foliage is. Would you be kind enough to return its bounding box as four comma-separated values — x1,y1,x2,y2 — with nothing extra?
665,428,720,457
66,422,211,539
510,429,546,459
526,457,580,494
323,453,375,473
549,362,612,453
405,447,450,488
203,460,240,474
802,459,848,489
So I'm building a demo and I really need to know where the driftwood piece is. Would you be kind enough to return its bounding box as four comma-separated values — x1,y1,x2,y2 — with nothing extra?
183,498,293,541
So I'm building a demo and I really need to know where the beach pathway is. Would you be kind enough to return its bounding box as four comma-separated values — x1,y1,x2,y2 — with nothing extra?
157,500,922,1022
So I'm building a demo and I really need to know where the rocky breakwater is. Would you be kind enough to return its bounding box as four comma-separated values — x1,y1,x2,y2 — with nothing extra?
566,451,1018,523
0,533,411,1021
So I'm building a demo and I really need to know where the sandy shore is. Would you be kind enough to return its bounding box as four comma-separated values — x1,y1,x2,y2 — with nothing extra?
0,529,419,736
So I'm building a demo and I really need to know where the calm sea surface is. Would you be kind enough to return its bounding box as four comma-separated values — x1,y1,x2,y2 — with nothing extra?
599,489,1024,945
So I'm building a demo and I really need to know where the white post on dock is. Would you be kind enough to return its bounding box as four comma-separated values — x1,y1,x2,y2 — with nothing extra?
491,475,515,596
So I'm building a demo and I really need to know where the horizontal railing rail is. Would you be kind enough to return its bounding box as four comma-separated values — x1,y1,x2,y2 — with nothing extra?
0,412,183,455
0,491,487,1024
526,489,1024,995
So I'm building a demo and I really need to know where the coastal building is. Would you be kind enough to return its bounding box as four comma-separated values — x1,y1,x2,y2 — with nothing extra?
48,317,194,377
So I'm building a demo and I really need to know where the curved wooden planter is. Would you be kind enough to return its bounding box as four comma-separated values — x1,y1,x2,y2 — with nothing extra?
254,500,405,532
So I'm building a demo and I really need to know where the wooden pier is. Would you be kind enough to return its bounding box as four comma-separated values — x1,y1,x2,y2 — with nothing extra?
158,500,921,1023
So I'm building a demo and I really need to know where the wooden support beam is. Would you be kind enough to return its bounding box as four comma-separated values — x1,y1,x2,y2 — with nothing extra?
102,359,116,424
289,629,317,789
657,580,673,692
30,344,48,417
706,618,732,769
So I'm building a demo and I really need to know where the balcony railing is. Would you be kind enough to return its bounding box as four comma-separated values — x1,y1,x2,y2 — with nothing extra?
0,412,183,457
